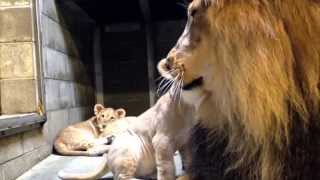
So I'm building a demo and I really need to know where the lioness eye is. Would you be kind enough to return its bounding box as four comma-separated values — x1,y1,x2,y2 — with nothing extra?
101,115,104,118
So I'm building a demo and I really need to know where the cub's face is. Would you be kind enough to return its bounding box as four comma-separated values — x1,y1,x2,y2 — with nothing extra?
158,0,213,91
94,104,126,132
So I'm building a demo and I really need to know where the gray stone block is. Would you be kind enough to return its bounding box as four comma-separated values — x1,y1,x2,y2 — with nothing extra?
43,47,69,80
0,79,37,114
0,7,33,42
41,15,78,57
0,42,34,79
43,109,69,144
41,0,59,22
0,0,30,7
68,106,92,124
45,79,75,111
0,134,23,164
2,145,50,180
72,83,94,107
0,165,4,180
22,129,47,153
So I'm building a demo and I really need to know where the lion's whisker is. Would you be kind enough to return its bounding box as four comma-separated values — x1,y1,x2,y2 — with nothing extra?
162,81,174,96
158,79,174,96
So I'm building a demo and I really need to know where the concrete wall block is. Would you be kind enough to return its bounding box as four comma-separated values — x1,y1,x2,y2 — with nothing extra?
2,145,50,180
72,83,94,107
0,0,30,7
41,15,79,57
0,134,23,164
68,106,92,125
67,58,91,84
0,42,34,79
64,56,75,81
41,0,59,22
43,109,69,144
22,129,47,153
43,47,70,80
45,79,75,111
72,82,85,107
0,7,33,42
0,165,4,180
0,79,37,114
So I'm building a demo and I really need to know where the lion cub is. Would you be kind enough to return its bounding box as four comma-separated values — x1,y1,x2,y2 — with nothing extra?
58,92,201,180
54,104,126,156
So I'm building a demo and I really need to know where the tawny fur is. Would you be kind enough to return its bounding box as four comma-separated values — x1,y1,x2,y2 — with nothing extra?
58,92,200,180
158,0,320,179
54,104,126,156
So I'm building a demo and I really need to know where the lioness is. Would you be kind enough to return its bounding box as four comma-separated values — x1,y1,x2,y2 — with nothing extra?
54,104,126,156
58,89,206,180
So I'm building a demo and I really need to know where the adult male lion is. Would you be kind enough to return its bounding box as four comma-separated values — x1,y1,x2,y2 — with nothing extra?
158,0,320,179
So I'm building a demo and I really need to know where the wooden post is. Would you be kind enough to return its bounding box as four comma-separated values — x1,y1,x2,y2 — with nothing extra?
139,0,156,106
93,26,105,104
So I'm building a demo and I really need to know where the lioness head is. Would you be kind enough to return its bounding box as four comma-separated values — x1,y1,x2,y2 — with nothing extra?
94,104,126,132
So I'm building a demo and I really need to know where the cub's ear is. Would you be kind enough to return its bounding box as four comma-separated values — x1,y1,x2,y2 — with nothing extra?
94,104,104,115
115,108,126,118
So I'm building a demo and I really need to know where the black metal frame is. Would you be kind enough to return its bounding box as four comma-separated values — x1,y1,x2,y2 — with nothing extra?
0,114,45,138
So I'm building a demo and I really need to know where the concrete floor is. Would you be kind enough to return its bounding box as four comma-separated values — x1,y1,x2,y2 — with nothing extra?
17,154,184,180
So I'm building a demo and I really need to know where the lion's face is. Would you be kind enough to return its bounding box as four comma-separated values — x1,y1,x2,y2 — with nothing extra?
158,0,213,91
158,0,320,179
94,104,126,132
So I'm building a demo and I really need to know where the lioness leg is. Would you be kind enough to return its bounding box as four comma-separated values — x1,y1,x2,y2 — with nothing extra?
152,134,176,180
112,156,142,180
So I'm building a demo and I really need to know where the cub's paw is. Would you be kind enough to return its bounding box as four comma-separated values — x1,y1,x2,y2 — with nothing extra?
106,135,115,145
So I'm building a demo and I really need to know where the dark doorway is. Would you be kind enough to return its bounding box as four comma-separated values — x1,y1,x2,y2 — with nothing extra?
64,0,187,115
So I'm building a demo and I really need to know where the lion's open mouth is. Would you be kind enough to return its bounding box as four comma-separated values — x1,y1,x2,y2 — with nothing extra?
183,77,203,90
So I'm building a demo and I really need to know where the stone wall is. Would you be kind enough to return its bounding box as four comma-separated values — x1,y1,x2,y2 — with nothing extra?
0,1,50,179
0,0,96,179
40,0,96,144
0,0,37,115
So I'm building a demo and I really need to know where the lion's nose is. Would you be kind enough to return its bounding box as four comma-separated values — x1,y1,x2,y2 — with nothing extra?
165,56,174,71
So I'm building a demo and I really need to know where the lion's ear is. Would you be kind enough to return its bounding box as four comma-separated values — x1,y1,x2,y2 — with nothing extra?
94,104,104,115
115,108,126,118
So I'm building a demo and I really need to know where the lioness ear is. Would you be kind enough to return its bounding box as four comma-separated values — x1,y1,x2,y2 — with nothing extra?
94,104,104,115
115,108,126,118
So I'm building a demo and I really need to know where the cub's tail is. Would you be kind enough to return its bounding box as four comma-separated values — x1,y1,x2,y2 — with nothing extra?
58,153,110,180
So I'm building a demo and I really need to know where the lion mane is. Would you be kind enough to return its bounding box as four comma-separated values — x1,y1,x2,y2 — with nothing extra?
181,0,320,180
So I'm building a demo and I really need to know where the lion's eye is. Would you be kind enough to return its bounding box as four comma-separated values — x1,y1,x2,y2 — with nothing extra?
190,9,198,17
101,115,104,118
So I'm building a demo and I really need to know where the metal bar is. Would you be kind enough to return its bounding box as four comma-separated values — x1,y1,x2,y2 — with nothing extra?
93,26,104,104
139,0,157,106
0,113,45,138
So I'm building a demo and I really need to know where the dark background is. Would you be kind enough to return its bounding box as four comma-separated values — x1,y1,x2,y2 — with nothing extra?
61,0,188,115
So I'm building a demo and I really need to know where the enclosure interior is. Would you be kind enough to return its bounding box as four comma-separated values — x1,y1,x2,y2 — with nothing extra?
60,0,187,116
